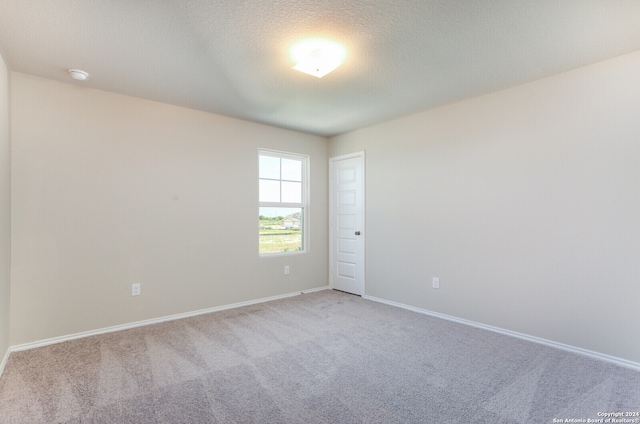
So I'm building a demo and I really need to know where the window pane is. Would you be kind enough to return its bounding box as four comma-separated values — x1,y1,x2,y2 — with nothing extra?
259,179,280,202
259,155,280,179
281,181,301,203
259,150,307,256
259,207,303,254
281,158,302,181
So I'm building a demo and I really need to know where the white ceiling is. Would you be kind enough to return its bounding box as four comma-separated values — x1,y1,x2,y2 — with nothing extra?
1,1,640,137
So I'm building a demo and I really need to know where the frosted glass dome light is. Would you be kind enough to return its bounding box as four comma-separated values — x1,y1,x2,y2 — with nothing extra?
291,39,345,78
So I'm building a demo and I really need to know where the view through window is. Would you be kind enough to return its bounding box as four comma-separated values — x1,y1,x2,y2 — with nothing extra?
259,150,308,255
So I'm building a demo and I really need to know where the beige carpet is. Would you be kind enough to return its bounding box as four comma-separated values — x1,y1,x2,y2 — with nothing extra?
0,290,638,423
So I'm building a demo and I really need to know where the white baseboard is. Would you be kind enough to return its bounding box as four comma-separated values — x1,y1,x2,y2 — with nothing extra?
363,294,640,372
0,347,9,379
9,286,330,354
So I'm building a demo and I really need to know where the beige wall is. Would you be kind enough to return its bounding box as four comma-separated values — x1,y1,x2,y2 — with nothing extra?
0,53,10,361
330,51,640,363
10,73,328,346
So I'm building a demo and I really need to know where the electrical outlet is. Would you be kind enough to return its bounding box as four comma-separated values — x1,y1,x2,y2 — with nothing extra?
132,283,141,296
284,265,290,275
432,277,440,289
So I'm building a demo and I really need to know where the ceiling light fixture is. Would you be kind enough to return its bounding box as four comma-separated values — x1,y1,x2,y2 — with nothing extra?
291,39,345,78
68,69,90,81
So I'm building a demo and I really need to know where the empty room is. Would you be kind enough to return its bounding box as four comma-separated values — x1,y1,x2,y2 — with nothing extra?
0,1,639,423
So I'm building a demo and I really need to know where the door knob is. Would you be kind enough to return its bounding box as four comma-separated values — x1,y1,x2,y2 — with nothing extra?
355,231,361,236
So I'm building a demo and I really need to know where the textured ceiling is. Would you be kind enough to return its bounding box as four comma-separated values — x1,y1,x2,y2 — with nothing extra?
1,1,640,137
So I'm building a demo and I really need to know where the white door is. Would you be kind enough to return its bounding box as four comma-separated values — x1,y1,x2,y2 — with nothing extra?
330,152,365,295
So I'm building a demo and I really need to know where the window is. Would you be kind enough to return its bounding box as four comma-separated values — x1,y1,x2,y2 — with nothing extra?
259,150,308,255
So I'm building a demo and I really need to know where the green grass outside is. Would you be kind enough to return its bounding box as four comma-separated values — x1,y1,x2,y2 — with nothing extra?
259,227,302,254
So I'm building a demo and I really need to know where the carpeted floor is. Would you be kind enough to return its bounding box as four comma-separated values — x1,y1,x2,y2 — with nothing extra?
0,290,638,423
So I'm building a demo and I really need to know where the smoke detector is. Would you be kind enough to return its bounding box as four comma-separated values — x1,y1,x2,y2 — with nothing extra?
68,69,90,81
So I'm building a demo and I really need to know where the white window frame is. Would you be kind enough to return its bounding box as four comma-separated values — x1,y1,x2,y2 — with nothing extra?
258,149,309,256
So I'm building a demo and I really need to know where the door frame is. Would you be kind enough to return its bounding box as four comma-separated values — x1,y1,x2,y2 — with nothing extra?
329,151,365,295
